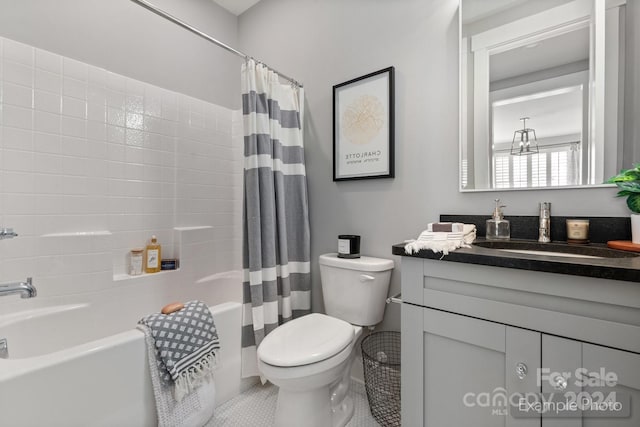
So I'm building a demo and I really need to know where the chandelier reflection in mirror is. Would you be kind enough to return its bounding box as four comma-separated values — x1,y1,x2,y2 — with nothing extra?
510,117,539,156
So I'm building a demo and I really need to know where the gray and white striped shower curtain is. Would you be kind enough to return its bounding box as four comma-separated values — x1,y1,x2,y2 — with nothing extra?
240,60,311,377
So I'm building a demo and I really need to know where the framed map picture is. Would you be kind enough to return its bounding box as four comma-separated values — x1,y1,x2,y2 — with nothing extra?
333,67,395,181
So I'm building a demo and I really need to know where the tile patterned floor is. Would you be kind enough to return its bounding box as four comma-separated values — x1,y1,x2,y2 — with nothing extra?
210,380,380,426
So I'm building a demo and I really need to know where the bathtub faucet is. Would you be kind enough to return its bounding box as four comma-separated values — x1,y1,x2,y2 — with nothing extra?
0,277,36,299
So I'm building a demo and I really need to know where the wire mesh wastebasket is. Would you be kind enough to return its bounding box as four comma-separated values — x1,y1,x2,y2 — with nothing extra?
361,331,401,426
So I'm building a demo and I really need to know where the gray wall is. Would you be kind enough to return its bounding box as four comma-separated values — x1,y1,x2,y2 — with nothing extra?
0,0,241,108
624,0,640,168
238,0,630,335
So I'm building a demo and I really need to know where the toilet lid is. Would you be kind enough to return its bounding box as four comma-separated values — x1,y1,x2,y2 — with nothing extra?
258,313,354,367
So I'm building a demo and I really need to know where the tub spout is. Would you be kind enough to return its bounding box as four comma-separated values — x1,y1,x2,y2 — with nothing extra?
0,277,36,299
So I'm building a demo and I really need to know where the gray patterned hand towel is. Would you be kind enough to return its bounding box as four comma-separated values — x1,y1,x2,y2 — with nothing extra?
138,300,220,401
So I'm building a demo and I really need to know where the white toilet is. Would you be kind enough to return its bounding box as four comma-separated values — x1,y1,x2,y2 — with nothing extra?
257,253,394,427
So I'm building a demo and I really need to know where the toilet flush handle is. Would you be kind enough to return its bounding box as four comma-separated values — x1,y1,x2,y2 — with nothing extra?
359,274,375,282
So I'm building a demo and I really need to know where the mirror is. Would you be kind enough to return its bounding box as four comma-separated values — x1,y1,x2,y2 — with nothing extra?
460,0,632,191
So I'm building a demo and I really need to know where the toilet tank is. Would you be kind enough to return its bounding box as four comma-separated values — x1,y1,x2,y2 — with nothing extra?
319,253,394,326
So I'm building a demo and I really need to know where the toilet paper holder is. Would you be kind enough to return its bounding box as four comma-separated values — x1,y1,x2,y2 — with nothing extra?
386,292,402,304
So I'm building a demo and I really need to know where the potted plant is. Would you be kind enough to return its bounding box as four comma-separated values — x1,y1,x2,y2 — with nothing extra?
607,163,640,244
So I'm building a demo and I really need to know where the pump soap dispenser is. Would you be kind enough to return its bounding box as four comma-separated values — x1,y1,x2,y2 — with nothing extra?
486,199,510,240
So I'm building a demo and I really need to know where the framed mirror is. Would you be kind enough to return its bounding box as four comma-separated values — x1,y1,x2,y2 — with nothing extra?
460,0,633,191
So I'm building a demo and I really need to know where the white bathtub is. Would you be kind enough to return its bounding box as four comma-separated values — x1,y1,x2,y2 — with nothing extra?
0,272,244,427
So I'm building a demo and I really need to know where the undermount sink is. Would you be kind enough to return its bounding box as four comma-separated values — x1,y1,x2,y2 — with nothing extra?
473,240,639,259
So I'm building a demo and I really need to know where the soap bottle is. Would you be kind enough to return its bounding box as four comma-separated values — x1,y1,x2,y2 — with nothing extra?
145,235,162,273
486,199,510,240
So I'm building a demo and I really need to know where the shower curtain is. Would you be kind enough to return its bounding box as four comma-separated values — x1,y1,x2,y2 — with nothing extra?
240,60,311,377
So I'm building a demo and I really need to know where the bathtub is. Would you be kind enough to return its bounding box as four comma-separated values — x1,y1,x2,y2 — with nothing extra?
0,272,244,427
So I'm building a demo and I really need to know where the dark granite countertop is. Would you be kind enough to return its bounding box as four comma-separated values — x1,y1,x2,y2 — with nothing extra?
392,239,640,283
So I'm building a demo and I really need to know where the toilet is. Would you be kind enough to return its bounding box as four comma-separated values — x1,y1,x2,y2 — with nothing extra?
257,253,394,427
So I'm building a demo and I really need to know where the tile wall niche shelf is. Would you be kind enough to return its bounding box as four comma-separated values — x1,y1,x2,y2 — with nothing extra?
113,269,181,282
112,226,216,281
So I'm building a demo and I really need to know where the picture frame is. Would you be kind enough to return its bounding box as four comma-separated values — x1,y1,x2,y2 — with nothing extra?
333,66,395,181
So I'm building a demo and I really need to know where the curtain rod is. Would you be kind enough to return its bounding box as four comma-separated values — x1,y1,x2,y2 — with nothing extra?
130,0,302,87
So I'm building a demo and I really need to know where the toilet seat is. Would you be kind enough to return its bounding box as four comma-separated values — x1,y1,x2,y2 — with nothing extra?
258,313,354,367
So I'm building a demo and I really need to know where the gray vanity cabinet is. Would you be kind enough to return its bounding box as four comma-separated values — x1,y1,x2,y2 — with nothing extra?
403,303,540,426
580,343,640,427
540,336,640,427
400,256,640,427
541,335,582,427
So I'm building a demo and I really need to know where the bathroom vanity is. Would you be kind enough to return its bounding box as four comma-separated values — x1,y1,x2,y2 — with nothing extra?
394,240,640,426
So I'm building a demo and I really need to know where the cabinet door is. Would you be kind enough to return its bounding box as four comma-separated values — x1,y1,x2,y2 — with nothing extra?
542,335,640,427
505,326,542,427
582,343,640,427
404,306,540,427
542,335,582,427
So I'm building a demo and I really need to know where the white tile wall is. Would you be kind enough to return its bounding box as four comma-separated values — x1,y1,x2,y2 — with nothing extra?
0,36,243,296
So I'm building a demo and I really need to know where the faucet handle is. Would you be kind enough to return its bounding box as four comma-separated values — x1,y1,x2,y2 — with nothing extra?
0,228,18,239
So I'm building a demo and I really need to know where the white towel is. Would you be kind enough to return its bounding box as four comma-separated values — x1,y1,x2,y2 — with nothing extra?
405,224,476,255
417,232,464,241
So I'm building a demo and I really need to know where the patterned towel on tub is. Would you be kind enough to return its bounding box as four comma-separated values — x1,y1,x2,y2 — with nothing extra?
138,300,221,401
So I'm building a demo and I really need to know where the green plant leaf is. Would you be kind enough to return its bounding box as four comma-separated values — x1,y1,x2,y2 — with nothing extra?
627,194,640,214
607,166,640,183
617,181,640,193
607,174,628,183
617,190,634,197
610,173,638,183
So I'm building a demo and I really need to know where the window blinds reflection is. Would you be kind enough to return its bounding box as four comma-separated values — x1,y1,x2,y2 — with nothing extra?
493,144,579,189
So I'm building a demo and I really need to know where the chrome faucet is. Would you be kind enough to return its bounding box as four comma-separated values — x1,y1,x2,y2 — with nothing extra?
539,202,551,243
0,277,36,298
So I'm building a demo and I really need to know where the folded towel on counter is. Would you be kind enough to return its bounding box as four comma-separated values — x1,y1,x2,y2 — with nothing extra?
138,300,220,427
416,232,464,241
405,224,477,255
